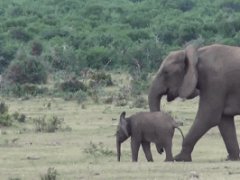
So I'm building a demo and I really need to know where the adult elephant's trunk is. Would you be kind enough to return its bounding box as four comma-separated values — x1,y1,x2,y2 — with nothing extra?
117,139,121,161
148,77,165,112
148,91,162,112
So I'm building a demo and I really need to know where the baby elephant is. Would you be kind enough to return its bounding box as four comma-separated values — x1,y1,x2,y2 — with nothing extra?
116,111,184,162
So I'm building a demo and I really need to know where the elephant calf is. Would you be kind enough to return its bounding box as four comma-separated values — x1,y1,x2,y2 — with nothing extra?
116,111,184,162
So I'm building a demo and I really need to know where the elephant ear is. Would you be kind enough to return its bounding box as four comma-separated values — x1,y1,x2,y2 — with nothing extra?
119,111,129,137
179,44,198,99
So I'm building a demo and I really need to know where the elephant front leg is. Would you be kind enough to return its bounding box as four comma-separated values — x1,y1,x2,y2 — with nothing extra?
175,94,223,162
142,142,153,162
218,115,240,161
131,138,141,162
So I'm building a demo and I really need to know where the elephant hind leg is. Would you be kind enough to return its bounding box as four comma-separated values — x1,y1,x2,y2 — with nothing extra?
142,142,153,162
175,95,224,162
164,140,174,162
218,115,240,161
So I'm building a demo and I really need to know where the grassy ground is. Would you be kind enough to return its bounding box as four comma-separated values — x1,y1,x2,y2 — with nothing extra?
0,96,240,180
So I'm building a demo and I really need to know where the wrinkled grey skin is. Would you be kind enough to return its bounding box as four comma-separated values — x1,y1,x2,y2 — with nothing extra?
116,111,184,162
148,44,240,161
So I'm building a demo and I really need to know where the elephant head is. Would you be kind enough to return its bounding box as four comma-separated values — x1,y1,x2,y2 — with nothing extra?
148,45,199,111
116,111,130,161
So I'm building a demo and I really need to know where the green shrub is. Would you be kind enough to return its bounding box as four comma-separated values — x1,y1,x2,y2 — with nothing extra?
0,41,17,73
130,71,150,96
59,78,87,93
89,71,113,87
0,101,8,114
75,90,88,104
132,96,147,108
163,0,195,12
0,83,48,97
0,102,12,126
63,90,88,103
88,88,100,103
45,46,78,72
4,54,47,84
83,4,105,21
12,112,26,123
40,167,58,180
30,41,43,56
42,27,69,40
124,14,150,28
33,115,67,133
114,90,129,107
127,29,150,42
8,6,24,17
0,102,27,126
84,141,114,157
85,47,112,69
9,28,32,42
0,113,12,126
220,1,240,11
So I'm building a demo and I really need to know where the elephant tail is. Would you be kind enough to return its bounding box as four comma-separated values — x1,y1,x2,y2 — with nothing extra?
173,120,184,140
175,127,184,141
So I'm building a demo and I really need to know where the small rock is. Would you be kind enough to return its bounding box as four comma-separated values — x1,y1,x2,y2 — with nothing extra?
189,171,199,179
26,156,40,160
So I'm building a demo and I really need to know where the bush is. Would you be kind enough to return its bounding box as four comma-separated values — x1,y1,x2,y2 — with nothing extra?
0,113,12,126
33,115,67,133
40,167,58,180
89,71,113,87
124,14,150,28
0,83,48,97
130,71,150,96
0,102,12,126
59,78,87,92
45,46,78,72
30,41,43,56
42,28,69,40
0,102,27,126
75,90,88,104
84,141,114,157
9,28,32,42
220,1,240,11
12,112,26,123
163,0,195,12
63,90,88,103
127,29,150,42
0,101,8,114
132,96,147,108
85,47,112,69
4,54,48,84
0,41,17,73
114,91,129,107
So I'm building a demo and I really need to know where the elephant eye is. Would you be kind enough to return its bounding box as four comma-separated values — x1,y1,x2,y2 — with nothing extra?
162,70,169,76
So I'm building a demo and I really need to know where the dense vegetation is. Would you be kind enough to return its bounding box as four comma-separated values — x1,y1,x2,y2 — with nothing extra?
1,0,240,85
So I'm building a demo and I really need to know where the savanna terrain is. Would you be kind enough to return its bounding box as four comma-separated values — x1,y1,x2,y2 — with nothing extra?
1,0,240,179
0,73,240,180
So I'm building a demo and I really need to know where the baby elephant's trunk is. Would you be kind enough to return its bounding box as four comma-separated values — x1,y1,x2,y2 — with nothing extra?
116,139,121,161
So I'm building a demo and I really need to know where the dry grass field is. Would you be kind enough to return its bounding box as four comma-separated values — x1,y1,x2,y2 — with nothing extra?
0,95,240,180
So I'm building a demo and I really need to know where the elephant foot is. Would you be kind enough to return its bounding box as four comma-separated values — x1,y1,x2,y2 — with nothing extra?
226,155,240,161
174,152,192,162
164,158,174,162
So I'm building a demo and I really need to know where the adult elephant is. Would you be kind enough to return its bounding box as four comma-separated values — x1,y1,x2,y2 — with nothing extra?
148,44,240,161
